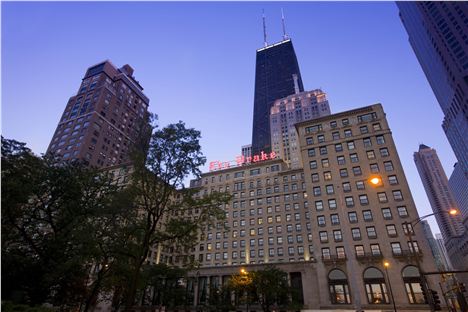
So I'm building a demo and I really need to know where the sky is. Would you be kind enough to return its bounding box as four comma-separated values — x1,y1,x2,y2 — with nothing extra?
2,1,457,235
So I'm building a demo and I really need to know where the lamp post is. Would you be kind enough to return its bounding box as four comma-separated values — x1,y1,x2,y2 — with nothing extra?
404,209,459,312
383,261,397,312
240,268,249,312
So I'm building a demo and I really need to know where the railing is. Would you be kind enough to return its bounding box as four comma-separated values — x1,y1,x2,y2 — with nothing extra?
355,252,384,262
322,254,347,264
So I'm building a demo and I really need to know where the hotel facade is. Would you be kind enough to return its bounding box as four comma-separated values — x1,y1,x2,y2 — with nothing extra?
160,104,438,311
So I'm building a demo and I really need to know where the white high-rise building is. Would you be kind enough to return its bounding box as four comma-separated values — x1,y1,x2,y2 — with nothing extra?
270,89,330,169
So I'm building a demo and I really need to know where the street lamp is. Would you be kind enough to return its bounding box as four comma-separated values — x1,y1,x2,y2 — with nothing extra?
240,268,249,312
404,209,460,312
383,261,397,312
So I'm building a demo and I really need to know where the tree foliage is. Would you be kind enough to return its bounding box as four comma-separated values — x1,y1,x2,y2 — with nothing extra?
1,137,123,309
119,117,231,310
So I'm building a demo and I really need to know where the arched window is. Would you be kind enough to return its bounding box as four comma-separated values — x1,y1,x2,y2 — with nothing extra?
402,266,425,304
328,269,351,304
363,267,389,304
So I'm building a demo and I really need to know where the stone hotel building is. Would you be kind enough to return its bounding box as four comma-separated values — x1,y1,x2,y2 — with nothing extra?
166,104,438,311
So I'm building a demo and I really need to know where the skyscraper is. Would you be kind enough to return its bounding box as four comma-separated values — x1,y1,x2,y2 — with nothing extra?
251,39,304,155
420,220,450,271
414,144,466,269
47,61,150,168
270,89,330,169
397,2,468,175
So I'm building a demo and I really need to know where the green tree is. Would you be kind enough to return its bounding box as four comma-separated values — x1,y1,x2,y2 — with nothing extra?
115,118,230,311
252,266,292,312
1,137,123,309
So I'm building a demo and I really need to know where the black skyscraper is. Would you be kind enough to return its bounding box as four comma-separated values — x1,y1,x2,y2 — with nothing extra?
251,39,304,155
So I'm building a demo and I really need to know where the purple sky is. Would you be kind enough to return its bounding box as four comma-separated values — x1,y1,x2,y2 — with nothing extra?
2,1,456,235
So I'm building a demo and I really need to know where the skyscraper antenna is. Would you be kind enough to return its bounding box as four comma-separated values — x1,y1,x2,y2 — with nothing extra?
262,9,268,47
281,8,288,40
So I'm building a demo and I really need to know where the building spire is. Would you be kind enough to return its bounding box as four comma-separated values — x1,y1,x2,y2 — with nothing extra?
262,9,268,47
281,8,288,40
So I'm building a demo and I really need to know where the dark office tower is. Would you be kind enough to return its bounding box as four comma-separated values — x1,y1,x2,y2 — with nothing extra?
397,2,468,175
47,61,150,168
251,39,304,155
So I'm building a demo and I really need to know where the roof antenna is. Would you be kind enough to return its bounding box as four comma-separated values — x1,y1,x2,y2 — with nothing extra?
281,8,289,40
263,9,268,47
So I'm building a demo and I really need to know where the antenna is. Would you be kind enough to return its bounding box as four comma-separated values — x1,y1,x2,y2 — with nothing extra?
281,8,288,40
262,9,268,47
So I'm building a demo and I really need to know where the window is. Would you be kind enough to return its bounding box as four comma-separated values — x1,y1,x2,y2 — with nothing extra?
348,212,358,223
318,135,325,143
320,146,328,155
332,132,340,140
335,143,343,152
337,156,346,165
328,199,337,210
345,196,354,207
308,148,316,157
352,166,362,176
397,206,408,217
388,175,398,185
362,210,372,222
363,137,372,147
347,141,355,150
376,135,385,145
378,192,388,203
333,230,342,242
356,181,365,190
366,226,377,238
380,148,389,157
364,267,389,304
330,121,337,128
315,200,324,211
321,158,330,168
328,269,351,304
367,150,376,159
330,214,340,225
355,245,365,257
310,160,318,169
319,231,328,243
408,241,420,253
342,182,351,192
381,208,392,220
326,184,334,195
351,228,361,240
313,187,321,196
386,225,397,237
324,171,332,181
336,246,346,259
370,163,379,173
322,247,331,259
402,266,424,304
306,137,314,145
393,190,403,201
344,129,352,138
311,173,319,183
342,119,349,126
350,153,359,163
360,126,369,134
317,216,326,226
372,123,382,131
384,161,394,171
370,244,381,256
391,242,402,255
359,194,369,205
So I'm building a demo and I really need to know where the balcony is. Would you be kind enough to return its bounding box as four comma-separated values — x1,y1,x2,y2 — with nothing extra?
392,249,423,262
355,252,384,263
322,254,347,265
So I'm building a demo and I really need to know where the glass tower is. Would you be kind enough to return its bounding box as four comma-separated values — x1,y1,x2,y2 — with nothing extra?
251,39,304,155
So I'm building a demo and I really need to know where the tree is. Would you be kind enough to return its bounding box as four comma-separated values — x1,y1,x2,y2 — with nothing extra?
1,137,123,309
252,266,291,312
116,118,231,311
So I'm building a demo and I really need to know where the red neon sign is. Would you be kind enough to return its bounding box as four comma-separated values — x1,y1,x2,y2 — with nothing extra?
209,151,277,171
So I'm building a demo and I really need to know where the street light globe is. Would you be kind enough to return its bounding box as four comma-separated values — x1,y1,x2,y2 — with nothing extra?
384,261,390,268
240,268,247,275
369,176,382,186
449,209,459,215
